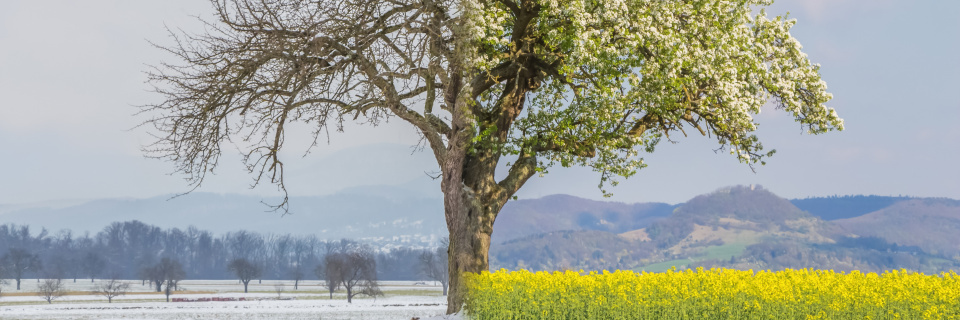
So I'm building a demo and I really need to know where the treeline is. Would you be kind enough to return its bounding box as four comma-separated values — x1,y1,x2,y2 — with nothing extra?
0,220,446,284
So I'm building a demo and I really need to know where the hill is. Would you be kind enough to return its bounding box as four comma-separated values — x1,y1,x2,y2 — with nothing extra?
491,230,653,271
643,185,841,250
492,194,674,243
491,186,960,274
791,195,914,220
0,189,446,245
834,198,960,257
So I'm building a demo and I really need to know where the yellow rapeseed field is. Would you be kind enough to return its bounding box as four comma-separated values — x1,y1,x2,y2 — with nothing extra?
464,268,960,319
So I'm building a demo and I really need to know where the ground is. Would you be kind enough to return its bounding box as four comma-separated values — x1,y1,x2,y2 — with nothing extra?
0,279,456,320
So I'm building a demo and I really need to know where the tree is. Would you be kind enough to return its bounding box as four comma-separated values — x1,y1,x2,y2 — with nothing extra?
140,258,185,301
227,258,262,293
144,0,843,313
37,279,66,304
81,252,106,283
0,267,6,299
324,247,381,303
157,258,186,302
290,266,304,290
420,238,450,296
2,248,43,290
139,265,164,292
94,278,131,303
314,262,338,299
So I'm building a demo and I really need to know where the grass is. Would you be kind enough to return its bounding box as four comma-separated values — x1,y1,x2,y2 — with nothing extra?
635,243,748,272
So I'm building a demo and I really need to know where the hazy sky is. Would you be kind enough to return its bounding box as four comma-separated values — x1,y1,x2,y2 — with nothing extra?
0,0,957,205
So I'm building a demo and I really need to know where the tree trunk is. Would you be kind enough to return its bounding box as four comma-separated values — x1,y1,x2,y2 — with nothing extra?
243,281,249,293
16,278,21,290
444,192,496,314
346,287,352,303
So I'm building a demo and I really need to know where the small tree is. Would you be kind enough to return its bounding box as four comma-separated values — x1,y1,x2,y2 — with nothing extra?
2,248,42,290
94,279,130,303
158,258,186,302
290,266,304,290
140,265,164,292
314,263,338,299
330,247,380,303
81,252,106,283
274,283,285,299
419,238,450,296
0,265,6,298
227,258,261,293
37,279,66,304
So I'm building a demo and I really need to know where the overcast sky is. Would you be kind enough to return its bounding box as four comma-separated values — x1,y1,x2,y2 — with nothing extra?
0,0,957,206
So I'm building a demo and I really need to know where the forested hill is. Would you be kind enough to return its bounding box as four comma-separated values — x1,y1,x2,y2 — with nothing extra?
492,195,675,244
491,186,960,274
791,195,916,220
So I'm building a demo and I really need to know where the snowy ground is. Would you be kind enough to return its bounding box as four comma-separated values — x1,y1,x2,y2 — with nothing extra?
0,280,461,320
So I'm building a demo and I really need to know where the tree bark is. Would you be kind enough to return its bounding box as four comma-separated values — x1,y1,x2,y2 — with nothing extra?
444,187,496,314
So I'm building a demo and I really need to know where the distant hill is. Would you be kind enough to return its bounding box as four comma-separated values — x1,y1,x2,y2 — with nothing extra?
834,198,960,257
493,194,674,243
791,195,914,220
644,185,838,249
4,183,957,273
491,230,653,271
492,186,960,274
0,189,446,244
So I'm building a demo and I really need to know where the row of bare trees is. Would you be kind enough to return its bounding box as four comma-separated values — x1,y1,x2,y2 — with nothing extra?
0,222,448,290
0,277,130,304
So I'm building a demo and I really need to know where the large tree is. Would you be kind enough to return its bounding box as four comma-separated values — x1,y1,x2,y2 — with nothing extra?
144,0,842,313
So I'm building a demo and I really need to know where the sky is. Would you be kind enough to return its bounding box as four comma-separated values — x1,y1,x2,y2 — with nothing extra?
0,0,957,206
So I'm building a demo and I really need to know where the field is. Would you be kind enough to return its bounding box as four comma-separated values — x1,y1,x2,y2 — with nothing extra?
0,279,451,320
637,243,748,272
465,268,960,320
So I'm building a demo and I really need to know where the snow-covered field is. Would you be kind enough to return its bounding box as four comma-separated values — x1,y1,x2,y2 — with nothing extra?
0,280,459,320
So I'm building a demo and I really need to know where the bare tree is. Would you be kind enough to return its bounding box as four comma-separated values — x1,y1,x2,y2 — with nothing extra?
94,278,131,303
274,283,285,299
140,265,164,292
419,238,449,296
0,269,6,299
227,258,261,293
289,266,304,290
328,246,381,303
81,252,106,283
37,279,66,304
158,258,186,302
314,262,338,299
2,248,42,290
